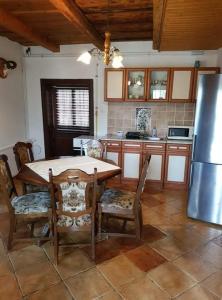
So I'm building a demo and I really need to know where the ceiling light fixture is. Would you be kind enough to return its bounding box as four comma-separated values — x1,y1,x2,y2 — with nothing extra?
77,31,123,68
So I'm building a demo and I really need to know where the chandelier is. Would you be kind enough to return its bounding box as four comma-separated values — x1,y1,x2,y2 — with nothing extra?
77,31,124,68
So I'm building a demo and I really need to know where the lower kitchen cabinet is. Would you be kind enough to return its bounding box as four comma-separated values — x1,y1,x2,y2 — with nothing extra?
122,142,142,180
164,144,191,189
143,143,165,187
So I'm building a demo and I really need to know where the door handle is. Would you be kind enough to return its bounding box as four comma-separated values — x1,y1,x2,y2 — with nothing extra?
192,134,197,161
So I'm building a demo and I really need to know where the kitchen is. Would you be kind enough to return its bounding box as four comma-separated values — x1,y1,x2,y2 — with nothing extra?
1,1,222,299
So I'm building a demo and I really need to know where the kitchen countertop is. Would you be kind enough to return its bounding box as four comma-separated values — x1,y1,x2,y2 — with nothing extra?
74,135,193,145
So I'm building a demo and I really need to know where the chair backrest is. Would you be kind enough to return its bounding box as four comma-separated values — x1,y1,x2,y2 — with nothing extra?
0,155,17,213
13,142,34,170
84,140,104,159
49,168,98,220
134,154,151,209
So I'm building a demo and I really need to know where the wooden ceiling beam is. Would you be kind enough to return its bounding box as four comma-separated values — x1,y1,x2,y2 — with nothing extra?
49,0,104,50
153,0,167,50
0,8,59,52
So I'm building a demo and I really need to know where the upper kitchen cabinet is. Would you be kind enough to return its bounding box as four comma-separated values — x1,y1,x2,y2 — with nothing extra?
105,69,125,101
147,68,170,102
125,68,147,101
169,68,194,102
192,67,220,102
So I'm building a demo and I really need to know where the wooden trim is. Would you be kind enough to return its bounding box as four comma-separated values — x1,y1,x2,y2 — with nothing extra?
147,67,170,102
49,0,103,50
104,68,125,102
125,68,148,102
192,67,220,102
0,8,59,52
153,0,167,50
169,67,194,102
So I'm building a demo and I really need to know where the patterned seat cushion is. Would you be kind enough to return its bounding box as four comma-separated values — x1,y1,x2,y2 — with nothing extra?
100,188,135,210
11,192,50,214
57,214,91,228
59,181,87,212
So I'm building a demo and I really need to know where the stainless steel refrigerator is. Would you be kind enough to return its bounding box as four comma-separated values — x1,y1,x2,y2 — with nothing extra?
188,74,222,225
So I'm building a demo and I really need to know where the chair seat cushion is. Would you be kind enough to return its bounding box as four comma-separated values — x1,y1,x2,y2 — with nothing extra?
100,188,135,210
11,192,50,214
57,214,91,228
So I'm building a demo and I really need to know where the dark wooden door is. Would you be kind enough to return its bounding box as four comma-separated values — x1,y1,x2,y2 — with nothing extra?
41,79,94,158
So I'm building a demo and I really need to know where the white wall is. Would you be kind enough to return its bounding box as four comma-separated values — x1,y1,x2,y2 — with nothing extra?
217,48,222,69
0,37,26,174
23,42,218,159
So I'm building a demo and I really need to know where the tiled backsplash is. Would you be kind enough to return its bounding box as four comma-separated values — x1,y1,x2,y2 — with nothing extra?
107,102,195,138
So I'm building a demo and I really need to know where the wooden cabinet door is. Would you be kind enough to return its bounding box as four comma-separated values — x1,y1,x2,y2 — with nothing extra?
143,143,165,187
122,142,142,180
169,68,194,102
105,69,125,101
192,67,220,102
164,144,191,189
125,68,147,101
147,68,170,102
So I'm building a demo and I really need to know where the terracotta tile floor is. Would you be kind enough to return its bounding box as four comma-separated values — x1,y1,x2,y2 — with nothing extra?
0,188,222,299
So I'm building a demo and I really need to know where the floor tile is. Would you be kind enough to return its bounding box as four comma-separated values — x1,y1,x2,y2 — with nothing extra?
54,248,95,279
149,236,189,260
65,267,112,300
142,208,171,226
113,237,143,253
83,239,120,264
212,234,222,247
0,273,22,300
0,254,14,276
27,282,72,300
148,262,195,297
16,261,61,296
98,290,122,300
196,241,222,268
98,254,145,288
125,244,166,272
119,275,170,300
141,224,166,243
173,252,217,281
9,245,48,271
201,271,222,298
176,285,219,300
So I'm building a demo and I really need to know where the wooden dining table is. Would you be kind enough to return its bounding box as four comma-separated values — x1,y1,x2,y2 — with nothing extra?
15,156,121,187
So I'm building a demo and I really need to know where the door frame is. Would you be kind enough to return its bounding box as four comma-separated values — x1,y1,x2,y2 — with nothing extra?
40,79,94,158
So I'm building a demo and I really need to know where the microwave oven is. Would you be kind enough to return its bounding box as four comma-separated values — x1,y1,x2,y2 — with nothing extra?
167,126,194,140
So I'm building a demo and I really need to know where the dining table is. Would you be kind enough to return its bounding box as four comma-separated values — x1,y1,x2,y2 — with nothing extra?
15,155,121,187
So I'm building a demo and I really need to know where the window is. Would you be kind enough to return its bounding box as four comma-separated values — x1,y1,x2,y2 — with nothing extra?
55,87,90,130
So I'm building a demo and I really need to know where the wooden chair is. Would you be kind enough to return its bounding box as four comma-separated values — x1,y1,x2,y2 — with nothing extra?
83,140,104,158
0,154,51,250
49,168,98,264
98,154,151,240
13,142,48,193
13,142,34,170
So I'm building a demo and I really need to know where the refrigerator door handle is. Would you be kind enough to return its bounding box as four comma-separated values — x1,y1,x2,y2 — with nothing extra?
192,134,197,161
189,163,193,188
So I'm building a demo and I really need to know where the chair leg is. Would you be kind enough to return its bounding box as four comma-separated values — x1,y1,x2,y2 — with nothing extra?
98,204,102,239
135,210,141,240
139,205,143,236
121,220,127,232
54,227,59,265
30,222,35,237
91,215,95,260
7,217,15,250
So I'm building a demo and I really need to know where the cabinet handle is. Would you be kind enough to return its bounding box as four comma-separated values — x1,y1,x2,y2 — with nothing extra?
178,146,187,150
169,146,177,149
146,145,163,148
108,143,119,146
124,144,141,147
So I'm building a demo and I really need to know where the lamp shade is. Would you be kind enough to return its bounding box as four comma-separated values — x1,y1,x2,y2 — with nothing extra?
112,50,124,68
77,51,92,64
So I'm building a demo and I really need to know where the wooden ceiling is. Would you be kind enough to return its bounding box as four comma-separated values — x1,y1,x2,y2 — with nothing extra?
153,0,222,51
0,0,153,52
0,0,221,52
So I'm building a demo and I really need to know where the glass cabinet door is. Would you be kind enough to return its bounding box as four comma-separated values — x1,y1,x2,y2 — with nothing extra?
126,69,146,101
148,69,169,101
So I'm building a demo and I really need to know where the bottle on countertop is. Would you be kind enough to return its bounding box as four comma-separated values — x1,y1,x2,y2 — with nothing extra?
152,126,157,137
